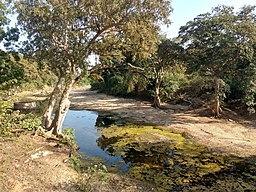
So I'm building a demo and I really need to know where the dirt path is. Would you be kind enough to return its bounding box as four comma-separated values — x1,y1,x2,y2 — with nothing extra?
0,134,79,192
69,87,256,157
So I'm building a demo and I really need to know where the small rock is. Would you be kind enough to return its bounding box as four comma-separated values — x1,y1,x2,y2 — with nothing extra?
24,159,29,163
63,159,69,163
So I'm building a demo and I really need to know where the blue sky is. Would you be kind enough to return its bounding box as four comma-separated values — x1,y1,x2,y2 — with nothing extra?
164,0,256,38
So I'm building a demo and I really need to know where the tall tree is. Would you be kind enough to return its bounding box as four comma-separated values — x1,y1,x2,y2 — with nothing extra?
14,0,171,135
151,38,183,108
179,5,256,116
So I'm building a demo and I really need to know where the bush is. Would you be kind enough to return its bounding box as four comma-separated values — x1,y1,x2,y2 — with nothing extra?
91,73,128,96
0,99,41,136
78,163,108,192
160,66,189,101
77,76,91,87
0,52,57,95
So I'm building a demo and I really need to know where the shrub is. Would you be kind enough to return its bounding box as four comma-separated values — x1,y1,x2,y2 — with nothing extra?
0,99,41,136
78,163,108,192
160,66,189,101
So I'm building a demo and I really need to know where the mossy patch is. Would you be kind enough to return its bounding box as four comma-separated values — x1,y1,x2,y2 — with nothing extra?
97,124,256,191
98,125,185,146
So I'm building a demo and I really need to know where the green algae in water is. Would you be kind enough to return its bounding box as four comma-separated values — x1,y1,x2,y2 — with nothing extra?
97,124,256,191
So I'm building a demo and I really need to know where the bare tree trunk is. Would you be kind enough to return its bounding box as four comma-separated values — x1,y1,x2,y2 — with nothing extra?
214,78,222,118
42,77,64,130
50,78,75,135
153,66,164,108
154,78,161,108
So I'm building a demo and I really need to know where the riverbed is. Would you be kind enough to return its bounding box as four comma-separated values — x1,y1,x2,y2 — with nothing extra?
69,87,256,157
63,109,256,191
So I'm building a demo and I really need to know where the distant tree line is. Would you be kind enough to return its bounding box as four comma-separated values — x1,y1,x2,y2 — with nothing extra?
0,1,56,95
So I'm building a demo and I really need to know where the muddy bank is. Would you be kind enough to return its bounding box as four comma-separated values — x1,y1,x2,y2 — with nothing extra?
69,87,256,157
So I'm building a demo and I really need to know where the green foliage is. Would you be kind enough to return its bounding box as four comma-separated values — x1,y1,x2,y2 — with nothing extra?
0,1,20,51
19,58,57,90
173,74,230,106
0,51,57,96
62,127,76,145
0,1,7,29
62,127,81,170
179,5,256,113
92,41,187,103
106,75,127,95
77,76,91,87
0,99,13,136
243,64,256,113
19,113,41,131
160,66,188,101
0,99,41,136
99,75,125,95
0,2,21,92
15,0,171,77
91,71,146,96
62,127,75,138
78,163,108,192
70,154,80,171
0,51,24,91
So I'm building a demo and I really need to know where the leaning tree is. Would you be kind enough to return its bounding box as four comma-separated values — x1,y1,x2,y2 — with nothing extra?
14,0,171,135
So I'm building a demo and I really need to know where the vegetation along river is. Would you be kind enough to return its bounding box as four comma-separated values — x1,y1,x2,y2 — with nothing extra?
63,110,256,191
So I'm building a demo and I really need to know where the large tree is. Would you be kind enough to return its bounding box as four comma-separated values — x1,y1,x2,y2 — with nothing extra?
14,0,171,135
179,5,256,116
151,38,183,108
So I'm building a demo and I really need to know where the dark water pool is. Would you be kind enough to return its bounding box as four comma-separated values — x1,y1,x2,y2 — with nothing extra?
63,110,256,191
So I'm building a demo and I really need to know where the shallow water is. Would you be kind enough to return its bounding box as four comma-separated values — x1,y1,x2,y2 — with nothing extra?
62,110,128,170
63,110,256,191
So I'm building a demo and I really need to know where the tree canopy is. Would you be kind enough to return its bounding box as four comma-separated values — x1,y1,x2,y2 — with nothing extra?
91,5,256,116
14,0,172,134
16,0,171,73
179,5,256,115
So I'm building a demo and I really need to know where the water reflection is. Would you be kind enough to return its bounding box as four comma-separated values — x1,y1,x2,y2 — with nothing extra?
95,114,116,127
96,114,127,127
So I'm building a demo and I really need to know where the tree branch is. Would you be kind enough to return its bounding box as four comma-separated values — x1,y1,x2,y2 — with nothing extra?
85,19,126,50
127,63,145,72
